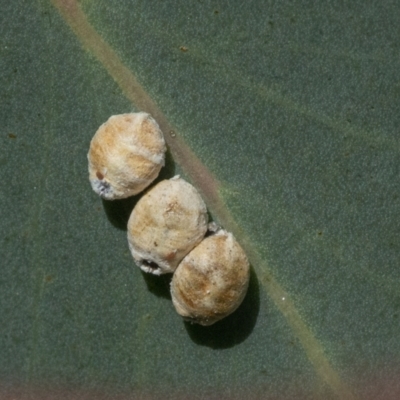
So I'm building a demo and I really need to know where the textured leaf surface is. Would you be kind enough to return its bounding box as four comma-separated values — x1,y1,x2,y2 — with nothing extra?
1,1,400,399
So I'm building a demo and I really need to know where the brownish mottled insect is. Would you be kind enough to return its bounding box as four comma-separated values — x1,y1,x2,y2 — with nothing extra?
171,229,250,326
88,112,166,200
127,176,208,275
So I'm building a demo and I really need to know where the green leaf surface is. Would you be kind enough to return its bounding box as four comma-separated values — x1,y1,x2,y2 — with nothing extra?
1,1,399,399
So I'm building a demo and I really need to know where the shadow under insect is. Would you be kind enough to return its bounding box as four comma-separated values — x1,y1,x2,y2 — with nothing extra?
141,271,172,300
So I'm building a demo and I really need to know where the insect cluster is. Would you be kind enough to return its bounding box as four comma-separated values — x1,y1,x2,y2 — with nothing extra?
88,112,250,326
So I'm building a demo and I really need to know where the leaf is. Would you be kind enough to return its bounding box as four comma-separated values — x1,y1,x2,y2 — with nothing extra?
1,1,399,399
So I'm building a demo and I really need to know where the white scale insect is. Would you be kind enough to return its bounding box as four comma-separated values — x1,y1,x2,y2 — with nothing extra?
88,112,250,326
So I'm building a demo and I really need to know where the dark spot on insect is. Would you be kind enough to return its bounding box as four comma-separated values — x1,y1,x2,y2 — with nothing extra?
8,133,16,139
166,251,177,261
99,181,111,196
318,231,323,236
205,229,217,238
96,171,104,180
142,260,160,271
179,46,188,52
